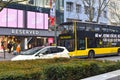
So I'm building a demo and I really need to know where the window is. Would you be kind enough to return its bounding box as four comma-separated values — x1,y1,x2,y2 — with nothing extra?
76,4,81,13
50,47,58,53
77,38,86,50
58,39,74,52
103,11,107,18
84,6,95,15
50,47,64,53
87,38,96,48
66,2,73,12
57,48,64,52
40,48,49,55
77,23,85,31
84,6,89,14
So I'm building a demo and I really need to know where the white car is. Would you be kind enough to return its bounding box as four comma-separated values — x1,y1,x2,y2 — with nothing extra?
11,46,70,61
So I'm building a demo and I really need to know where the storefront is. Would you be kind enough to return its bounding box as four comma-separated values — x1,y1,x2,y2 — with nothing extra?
0,3,62,52
0,28,55,52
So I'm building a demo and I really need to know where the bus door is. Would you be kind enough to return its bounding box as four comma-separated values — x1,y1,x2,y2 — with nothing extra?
58,39,75,56
76,38,87,56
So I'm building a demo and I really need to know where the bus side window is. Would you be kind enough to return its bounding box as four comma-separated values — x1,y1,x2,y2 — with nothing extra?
87,38,96,48
77,39,85,50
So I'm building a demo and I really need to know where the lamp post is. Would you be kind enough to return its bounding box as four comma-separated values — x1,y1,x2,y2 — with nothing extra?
50,0,57,46
54,0,57,46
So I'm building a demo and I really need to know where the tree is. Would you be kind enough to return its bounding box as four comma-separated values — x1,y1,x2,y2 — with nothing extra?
0,0,27,12
82,0,110,23
108,0,120,25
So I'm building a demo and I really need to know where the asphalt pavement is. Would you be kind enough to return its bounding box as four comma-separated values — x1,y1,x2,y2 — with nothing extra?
0,51,16,61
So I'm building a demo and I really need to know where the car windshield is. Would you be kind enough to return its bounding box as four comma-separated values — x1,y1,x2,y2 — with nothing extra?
20,47,43,55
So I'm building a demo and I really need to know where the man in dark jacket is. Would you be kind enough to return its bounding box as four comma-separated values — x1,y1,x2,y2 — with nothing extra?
7,42,12,53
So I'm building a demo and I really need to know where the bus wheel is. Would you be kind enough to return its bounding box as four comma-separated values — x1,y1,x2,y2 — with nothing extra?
88,51,95,59
117,49,120,56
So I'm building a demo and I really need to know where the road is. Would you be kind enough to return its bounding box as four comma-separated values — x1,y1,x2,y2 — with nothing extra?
0,52,120,62
96,55,120,61
0,52,16,61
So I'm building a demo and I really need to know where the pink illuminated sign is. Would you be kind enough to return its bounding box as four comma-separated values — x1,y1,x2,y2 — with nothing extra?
36,12,43,29
0,8,7,27
45,14,48,29
18,10,23,28
8,9,17,27
27,11,35,28
27,11,48,29
0,8,23,28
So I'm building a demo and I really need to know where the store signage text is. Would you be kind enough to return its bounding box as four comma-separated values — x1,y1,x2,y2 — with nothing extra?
12,29,42,35
95,33,120,38
95,33,120,42
60,36,72,39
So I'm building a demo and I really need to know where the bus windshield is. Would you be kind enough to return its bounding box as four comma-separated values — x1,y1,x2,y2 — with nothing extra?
58,22,74,34
58,22,75,51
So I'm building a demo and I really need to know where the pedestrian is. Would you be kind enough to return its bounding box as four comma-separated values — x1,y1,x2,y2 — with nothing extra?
1,40,5,52
13,42,17,51
16,44,21,54
1,40,4,49
7,41,12,53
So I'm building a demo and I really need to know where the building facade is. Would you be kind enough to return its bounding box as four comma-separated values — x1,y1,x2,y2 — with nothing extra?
64,0,108,24
108,0,120,26
0,0,63,52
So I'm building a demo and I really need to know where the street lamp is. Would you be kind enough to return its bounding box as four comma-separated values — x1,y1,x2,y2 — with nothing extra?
50,0,57,46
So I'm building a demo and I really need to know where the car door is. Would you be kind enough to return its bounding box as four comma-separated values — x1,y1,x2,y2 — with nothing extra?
35,47,53,59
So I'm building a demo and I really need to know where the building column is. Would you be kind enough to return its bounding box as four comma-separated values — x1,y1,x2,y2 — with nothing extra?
24,38,28,49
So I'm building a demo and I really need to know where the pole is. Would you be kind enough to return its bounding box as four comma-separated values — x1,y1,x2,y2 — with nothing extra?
52,0,57,46
50,0,57,46
3,47,5,59
54,0,57,46
54,20,57,46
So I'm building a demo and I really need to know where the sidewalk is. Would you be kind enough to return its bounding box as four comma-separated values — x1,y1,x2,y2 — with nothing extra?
0,52,16,61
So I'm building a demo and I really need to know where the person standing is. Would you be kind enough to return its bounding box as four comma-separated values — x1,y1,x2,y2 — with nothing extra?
7,41,12,53
16,44,21,54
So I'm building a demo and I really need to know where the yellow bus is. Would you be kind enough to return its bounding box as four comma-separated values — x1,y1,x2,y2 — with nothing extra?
57,21,120,58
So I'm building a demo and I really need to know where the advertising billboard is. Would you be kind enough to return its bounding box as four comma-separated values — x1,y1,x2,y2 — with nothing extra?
0,8,23,28
0,8,7,27
18,10,24,28
36,12,43,29
0,8,48,29
8,8,17,27
27,11,48,29
27,11,36,29
45,14,48,29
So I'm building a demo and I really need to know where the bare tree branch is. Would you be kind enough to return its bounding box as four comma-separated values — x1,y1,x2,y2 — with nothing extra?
0,0,27,12
108,1,120,25
82,0,110,23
